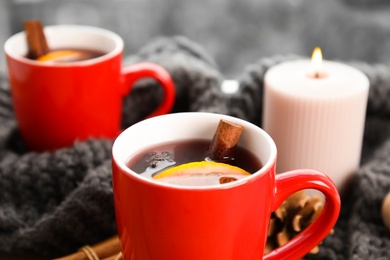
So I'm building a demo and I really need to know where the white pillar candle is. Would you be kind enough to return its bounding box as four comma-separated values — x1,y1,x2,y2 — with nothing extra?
262,51,369,191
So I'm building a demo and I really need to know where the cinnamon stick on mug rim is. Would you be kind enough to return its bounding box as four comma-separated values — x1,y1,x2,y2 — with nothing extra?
208,119,244,162
23,20,49,59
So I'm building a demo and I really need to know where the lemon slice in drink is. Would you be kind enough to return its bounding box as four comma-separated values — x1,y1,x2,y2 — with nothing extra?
153,161,250,186
37,50,88,63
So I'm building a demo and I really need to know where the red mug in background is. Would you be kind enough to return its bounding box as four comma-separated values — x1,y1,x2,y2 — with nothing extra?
112,112,341,260
4,25,175,152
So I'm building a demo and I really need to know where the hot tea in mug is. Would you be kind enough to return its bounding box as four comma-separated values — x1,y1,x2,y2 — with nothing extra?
127,119,262,186
127,139,263,185
23,20,106,63
35,48,106,63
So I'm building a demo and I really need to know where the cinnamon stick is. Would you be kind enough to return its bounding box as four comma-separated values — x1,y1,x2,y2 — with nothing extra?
23,20,49,59
208,119,243,162
54,236,121,260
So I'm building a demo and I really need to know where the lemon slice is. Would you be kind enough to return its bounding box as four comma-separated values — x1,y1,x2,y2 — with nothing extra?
153,161,250,186
37,50,87,63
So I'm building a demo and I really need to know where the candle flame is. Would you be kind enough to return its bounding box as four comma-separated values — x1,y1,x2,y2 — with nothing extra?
311,47,322,63
310,47,323,78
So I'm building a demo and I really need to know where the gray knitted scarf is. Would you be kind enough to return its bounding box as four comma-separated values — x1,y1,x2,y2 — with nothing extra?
0,36,389,259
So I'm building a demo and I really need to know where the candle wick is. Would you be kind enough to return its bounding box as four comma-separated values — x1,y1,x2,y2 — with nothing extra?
309,70,327,79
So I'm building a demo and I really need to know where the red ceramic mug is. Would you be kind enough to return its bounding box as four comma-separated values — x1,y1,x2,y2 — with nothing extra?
4,25,175,152
112,112,341,260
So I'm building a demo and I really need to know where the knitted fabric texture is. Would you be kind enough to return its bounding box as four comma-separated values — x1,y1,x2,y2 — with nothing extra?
0,36,390,259
121,35,228,127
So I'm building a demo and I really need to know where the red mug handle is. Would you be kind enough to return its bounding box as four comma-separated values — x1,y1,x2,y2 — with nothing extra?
264,169,341,260
121,62,176,118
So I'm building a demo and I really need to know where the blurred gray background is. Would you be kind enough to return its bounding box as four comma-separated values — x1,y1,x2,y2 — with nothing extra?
1,0,390,78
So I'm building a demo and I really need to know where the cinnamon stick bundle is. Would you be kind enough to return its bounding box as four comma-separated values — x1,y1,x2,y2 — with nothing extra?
54,236,122,260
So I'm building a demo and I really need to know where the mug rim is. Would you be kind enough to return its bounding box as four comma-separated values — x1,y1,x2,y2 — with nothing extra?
112,112,277,190
4,24,124,67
